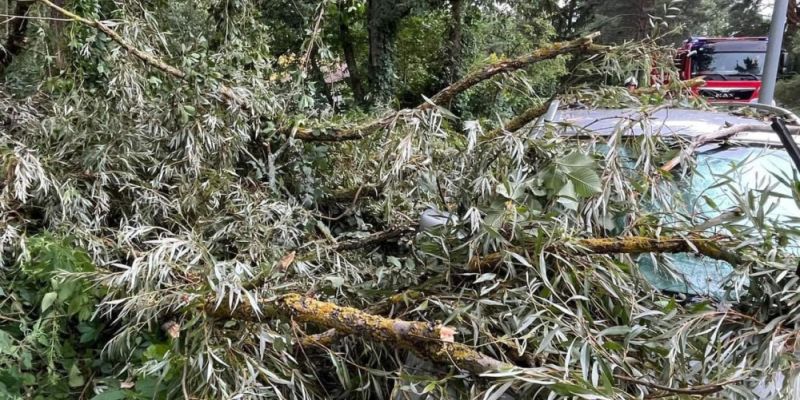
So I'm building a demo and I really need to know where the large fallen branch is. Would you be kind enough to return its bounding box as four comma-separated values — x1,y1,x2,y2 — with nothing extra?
205,293,509,374
425,33,602,108
469,235,743,271
483,102,551,141
291,33,607,142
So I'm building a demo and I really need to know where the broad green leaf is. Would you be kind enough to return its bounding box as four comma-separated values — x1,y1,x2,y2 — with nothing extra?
41,292,58,313
566,167,602,197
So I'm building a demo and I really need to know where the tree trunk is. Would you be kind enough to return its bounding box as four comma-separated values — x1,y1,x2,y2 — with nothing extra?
443,0,465,85
309,48,335,107
0,0,34,75
366,0,412,105
789,0,799,34
559,0,578,38
338,3,365,104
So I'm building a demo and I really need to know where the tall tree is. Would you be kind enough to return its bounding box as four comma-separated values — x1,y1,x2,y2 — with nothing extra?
338,2,366,103
0,0,34,75
442,0,465,84
366,0,415,104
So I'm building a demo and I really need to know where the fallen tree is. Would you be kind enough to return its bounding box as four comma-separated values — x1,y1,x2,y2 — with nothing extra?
1,2,798,399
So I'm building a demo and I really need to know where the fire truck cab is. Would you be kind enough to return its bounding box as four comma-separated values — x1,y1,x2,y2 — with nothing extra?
675,37,788,103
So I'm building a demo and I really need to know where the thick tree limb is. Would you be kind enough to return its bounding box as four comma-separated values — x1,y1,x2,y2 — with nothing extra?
292,33,606,142
426,32,603,108
483,102,551,141
469,235,742,271
205,293,509,374
0,0,34,74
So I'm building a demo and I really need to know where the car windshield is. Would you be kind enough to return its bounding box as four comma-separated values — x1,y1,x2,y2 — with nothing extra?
638,146,800,298
691,51,765,76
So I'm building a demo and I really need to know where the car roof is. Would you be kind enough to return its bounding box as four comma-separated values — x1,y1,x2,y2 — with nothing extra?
553,107,778,142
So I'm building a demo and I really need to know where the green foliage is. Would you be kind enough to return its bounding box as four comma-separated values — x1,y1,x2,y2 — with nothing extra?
776,76,800,113
0,0,798,399
0,234,101,399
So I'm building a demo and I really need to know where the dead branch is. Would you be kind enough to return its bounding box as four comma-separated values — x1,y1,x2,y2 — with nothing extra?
333,225,415,252
205,293,509,374
614,374,730,396
633,77,706,95
0,0,34,74
469,235,743,271
291,33,607,142
661,123,800,172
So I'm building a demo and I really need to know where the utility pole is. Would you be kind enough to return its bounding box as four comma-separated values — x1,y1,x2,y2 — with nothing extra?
760,0,790,104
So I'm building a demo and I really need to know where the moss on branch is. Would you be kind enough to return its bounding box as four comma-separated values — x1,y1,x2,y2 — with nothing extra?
470,235,743,271
204,292,510,374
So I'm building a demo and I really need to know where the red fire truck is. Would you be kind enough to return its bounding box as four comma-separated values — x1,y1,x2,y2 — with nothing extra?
674,37,788,103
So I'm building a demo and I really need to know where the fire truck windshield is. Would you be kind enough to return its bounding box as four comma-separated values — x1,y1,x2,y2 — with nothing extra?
691,51,766,78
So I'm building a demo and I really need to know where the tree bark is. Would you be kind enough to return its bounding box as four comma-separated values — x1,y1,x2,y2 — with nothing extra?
0,0,34,75
366,0,413,104
204,292,509,374
338,3,365,103
309,48,335,106
443,0,465,85
290,33,605,141
469,235,743,271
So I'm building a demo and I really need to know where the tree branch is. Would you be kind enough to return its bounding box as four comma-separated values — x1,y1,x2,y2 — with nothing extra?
614,374,730,396
333,225,415,252
469,235,743,271
243,226,416,290
39,0,186,79
660,123,799,172
205,293,509,374
292,33,607,142
426,32,602,108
